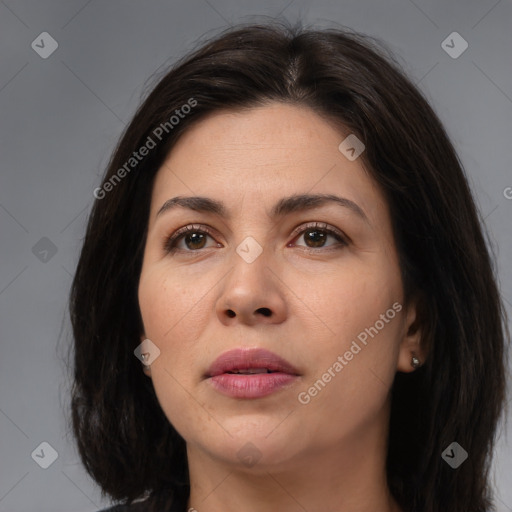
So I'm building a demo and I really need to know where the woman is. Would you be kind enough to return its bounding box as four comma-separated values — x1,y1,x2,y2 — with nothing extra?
69,21,508,512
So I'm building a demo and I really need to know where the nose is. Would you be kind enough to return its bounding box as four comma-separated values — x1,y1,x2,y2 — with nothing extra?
215,246,287,327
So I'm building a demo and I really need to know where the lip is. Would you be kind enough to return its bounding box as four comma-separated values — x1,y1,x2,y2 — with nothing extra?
205,347,301,399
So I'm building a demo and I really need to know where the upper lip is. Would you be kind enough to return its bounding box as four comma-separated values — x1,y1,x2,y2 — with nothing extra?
205,348,300,378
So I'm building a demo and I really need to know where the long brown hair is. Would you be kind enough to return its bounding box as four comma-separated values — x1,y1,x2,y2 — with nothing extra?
68,21,509,512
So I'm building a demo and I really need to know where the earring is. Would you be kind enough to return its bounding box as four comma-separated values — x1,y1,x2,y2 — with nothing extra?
140,353,151,369
411,354,421,369
140,355,151,375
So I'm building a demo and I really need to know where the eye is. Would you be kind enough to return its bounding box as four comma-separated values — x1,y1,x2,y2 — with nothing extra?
163,224,220,253
290,222,348,251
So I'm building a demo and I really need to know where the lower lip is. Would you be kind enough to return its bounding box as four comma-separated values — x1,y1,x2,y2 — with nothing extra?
208,372,298,398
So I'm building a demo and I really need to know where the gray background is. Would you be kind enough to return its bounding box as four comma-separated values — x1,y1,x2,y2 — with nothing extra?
0,0,511,511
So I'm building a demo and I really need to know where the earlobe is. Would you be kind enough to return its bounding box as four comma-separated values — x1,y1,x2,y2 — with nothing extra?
396,295,426,373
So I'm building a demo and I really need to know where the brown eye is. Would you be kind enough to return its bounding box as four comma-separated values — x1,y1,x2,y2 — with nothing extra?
180,232,208,250
164,225,218,253
292,223,348,250
303,228,328,248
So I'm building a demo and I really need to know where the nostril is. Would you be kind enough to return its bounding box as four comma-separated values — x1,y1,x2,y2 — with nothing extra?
226,310,236,318
258,308,271,317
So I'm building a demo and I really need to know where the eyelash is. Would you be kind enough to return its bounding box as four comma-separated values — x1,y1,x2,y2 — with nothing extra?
163,222,349,254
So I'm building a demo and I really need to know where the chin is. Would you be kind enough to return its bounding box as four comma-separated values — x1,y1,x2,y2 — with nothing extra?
199,418,304,470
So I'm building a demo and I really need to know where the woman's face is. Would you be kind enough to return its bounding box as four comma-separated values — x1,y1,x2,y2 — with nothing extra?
138,102,421,470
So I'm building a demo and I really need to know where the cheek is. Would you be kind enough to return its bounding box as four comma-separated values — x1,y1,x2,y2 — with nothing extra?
138,263,208,344
137,267,198,389
138,268,206,439
290,255,402,345
291,255,404,400
294,293,403,447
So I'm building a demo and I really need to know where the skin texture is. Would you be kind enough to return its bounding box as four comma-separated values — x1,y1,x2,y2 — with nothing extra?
137,103,423,512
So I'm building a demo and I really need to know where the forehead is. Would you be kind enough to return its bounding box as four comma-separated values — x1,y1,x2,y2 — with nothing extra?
149,103,386,225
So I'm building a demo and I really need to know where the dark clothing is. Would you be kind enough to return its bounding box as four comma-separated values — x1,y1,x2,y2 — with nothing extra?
98,486,189,511
98,499,186,512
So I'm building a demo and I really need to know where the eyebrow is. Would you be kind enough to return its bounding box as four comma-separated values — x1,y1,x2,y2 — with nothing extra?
156,193,369,224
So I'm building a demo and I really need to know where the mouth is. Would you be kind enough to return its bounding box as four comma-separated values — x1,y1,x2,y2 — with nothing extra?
205,347,301,399
206,347,300,378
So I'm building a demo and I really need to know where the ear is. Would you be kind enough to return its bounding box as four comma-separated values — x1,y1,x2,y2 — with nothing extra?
396,294,427,373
